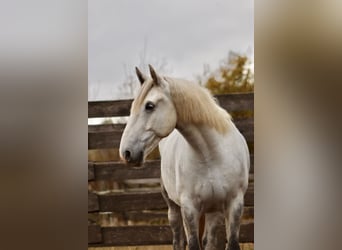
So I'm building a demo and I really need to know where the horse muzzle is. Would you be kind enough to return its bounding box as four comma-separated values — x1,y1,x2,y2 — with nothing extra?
120,148,144,166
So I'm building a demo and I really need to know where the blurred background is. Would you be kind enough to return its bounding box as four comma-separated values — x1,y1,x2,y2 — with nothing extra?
0,0,341,250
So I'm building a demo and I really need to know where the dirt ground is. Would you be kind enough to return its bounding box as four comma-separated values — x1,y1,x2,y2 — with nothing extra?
89,243,254,250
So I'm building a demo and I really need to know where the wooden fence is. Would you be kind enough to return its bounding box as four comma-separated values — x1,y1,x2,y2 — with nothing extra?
88,92,254,247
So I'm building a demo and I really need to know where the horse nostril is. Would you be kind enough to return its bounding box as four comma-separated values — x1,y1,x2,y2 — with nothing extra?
124,150,131,162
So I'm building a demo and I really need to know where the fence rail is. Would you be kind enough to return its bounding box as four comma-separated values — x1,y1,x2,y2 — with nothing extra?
88,92,254,118
89,222,254,246
88,186,254,213
88,117,253,150
88,92,254,247
88,154,254,182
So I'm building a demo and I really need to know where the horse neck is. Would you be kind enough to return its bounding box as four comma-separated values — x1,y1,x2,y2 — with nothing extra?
176,122,229,161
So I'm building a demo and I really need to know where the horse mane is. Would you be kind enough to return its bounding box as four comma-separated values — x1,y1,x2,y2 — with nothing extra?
131,78,154,114
165,77,231,134
131,76,231,134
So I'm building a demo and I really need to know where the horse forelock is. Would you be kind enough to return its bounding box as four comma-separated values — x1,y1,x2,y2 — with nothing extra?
131,79,154,114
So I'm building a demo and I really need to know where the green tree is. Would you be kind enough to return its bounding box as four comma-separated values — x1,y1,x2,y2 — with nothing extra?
200,51,254,94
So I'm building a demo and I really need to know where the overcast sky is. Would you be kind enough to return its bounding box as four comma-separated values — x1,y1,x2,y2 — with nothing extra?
88,0,253,100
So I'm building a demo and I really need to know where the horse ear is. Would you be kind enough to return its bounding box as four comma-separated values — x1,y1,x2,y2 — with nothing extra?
149,64,162,86
135,67,146,85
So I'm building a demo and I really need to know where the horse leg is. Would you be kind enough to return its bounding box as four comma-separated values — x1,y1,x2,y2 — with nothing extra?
202,212,225,250
180,201,201,250
161,186,185,250
225,193,244,250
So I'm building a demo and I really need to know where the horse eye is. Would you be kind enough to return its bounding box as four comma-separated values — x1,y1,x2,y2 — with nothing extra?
145,102,155,111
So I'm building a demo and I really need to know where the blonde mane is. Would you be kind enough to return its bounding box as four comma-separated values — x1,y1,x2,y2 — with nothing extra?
132,76,231,134
131,79,154,114
166,77,231,134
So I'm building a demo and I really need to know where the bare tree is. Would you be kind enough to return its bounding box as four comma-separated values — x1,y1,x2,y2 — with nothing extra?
119,39,171,98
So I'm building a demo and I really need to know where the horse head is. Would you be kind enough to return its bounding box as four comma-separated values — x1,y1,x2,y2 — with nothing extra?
119,65,177,165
